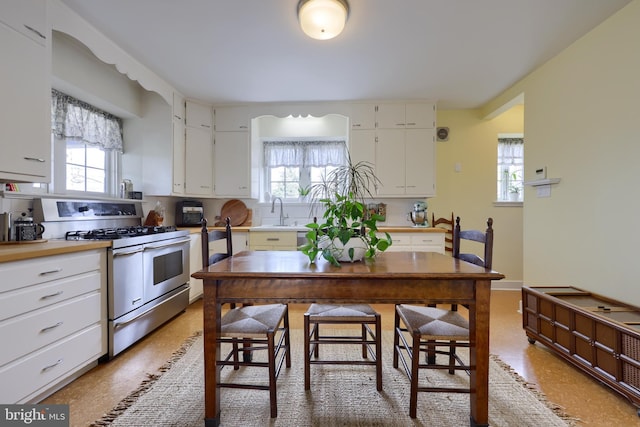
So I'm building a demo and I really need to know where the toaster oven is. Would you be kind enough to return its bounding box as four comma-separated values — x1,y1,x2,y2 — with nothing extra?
175,200,204,226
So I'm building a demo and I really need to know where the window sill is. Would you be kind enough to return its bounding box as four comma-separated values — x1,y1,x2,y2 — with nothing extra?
493,200,523,207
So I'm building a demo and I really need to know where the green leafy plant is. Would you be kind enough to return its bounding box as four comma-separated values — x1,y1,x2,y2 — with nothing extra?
298,185,311,197
508,171,521,194
298,155,392,266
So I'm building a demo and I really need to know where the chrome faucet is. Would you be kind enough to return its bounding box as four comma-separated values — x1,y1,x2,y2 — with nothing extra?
270,197,288,226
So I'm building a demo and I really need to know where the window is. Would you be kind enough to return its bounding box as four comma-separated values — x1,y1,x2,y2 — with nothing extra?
263,139,346,201
497,136,524,202
51,90,122,196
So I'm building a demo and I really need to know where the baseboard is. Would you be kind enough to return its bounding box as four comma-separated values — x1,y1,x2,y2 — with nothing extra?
491,280,522,290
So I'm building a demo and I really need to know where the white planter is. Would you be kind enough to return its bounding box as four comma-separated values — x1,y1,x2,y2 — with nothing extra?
319,236,367,262
508,192,520,201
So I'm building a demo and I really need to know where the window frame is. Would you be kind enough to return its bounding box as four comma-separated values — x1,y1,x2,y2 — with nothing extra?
496,135,524,204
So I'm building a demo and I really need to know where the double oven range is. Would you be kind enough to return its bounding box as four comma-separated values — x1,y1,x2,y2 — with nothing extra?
34,198,191,359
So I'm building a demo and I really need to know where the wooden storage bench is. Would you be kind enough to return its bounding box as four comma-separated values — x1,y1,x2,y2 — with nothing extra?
522,285,640,416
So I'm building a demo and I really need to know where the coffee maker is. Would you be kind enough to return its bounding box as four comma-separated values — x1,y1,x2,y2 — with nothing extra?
408,201,428,227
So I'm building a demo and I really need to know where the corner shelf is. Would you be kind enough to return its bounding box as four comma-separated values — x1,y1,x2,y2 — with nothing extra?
524,178,561,187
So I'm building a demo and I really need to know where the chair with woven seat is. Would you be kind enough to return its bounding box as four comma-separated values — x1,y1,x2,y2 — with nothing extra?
201,217,291,418
303,218,382,392
304,303,382,391
431,211,454,254
393,216,494,418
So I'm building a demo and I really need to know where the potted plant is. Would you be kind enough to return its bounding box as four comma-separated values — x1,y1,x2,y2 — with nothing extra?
508,171,522,201
298,155,392,266
298,185,311,201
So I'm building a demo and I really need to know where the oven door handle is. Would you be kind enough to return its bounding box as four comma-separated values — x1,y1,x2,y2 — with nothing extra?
143,238,191,250
113,247,144,257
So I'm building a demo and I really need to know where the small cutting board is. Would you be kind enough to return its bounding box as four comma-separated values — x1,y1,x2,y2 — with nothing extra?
217,199,248,226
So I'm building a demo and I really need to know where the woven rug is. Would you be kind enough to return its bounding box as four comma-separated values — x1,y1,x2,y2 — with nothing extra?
92,330,578,427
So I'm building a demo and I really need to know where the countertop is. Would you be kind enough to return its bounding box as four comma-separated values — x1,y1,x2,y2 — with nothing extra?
179,226,445,234
0,240,112,263
0,226,444,263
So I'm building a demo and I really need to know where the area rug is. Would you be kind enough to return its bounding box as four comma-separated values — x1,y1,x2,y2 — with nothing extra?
92,330,578,427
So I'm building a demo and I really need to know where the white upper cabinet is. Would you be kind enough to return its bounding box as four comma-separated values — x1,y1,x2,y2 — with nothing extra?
349,104,376,130
375,128,435,197
214,131,250,197
405,103,435,128
0,0,50,183
376,104,407,129
185,126,213,196
376,103,435,129
0,0,47,45
214,106,250,132
172,92,185,121
186,101,213,130
185,101,213,196
172,118,186,195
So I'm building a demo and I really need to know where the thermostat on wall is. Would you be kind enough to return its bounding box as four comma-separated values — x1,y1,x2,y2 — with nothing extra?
535,166,547,179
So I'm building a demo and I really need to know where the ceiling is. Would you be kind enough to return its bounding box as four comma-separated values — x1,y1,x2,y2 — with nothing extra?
59,0,631,109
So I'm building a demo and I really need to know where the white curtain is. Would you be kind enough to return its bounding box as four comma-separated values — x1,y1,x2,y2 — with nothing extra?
498,138,524,168
263,139,347,167
497,137,524,200
51,89,123,152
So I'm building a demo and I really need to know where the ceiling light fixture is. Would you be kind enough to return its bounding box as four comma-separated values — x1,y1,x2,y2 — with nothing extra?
297,0,349,40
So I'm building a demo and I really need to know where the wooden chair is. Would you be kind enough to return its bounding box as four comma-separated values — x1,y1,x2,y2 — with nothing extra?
303,218,382,392
431,211,454,254
393,216,494,418
453,216,493,270
201,217,291,418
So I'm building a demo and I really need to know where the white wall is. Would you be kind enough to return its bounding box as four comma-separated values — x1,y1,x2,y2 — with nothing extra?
486,0,640,304
428,107,524,286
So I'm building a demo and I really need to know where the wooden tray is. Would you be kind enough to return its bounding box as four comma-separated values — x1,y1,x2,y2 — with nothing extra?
217,199,248,226
0,239,48,245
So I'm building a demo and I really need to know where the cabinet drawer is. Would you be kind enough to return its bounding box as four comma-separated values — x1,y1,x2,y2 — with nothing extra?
0,271,102,322
388,235,411,246
410,234,444,246
0,250,103,293
249,232,297,249
0,292,102,366
0,324,103,404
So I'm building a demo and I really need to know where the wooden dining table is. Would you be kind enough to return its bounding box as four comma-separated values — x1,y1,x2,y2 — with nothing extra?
192,250,504,427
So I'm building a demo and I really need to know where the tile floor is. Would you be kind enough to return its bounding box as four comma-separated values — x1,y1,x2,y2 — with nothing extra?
42,290,639,426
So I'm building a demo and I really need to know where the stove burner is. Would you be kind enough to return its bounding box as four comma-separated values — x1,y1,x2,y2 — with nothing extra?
65,225,178,241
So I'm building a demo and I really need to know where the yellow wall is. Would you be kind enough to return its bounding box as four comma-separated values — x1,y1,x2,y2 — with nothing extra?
485,0,640,304
430,106,524,285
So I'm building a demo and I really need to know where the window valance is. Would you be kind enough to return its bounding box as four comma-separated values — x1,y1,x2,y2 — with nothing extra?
51,89,123,152
263,139,347,168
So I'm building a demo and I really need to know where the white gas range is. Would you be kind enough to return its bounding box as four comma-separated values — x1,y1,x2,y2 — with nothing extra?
33,198,191,359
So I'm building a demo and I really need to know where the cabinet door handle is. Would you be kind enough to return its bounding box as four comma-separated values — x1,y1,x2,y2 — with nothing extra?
200,124,211,129
23,25,46,40
352,124,361,127
39,268,62,276
406,122,416,126
24,157,46,163
396,123,405,126
266,238,280,241
42,359,63,372
239,125,248,129
41,290,64,300
132,297,142,305
41,321,63,332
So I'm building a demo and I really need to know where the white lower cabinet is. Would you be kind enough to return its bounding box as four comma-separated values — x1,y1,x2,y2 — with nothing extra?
0,249,107,403
189,231,248,300
383,232,445,254
248,231,297,251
